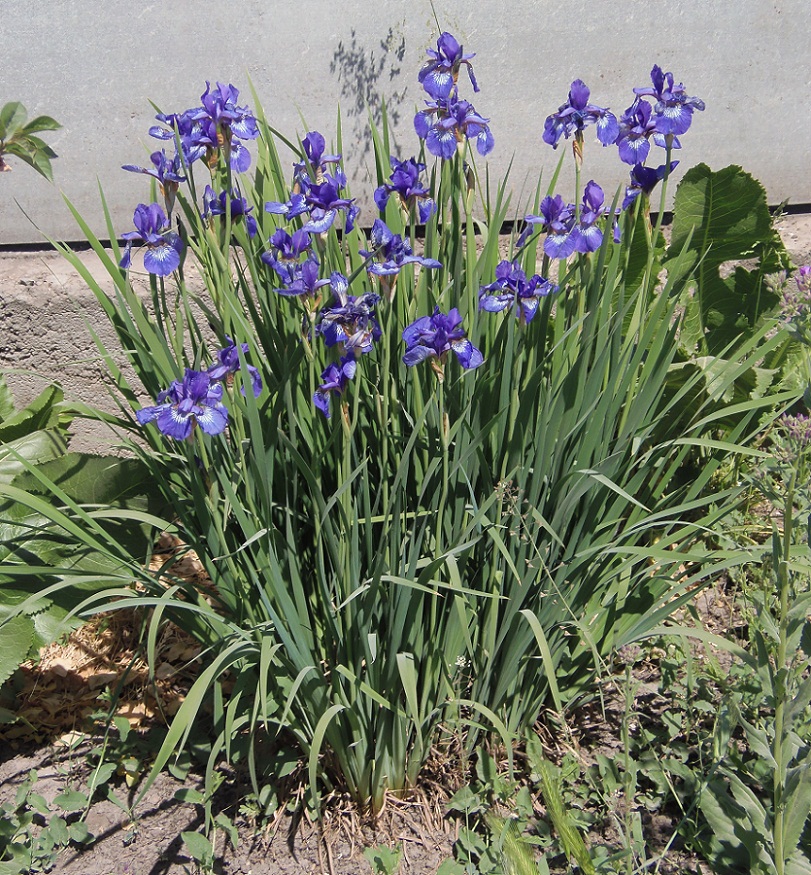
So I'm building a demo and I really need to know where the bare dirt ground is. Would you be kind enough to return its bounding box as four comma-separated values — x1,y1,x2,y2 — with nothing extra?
1,215,810,874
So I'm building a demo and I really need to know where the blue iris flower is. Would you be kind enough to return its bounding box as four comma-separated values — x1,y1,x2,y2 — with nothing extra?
136,369,228,440
119,203,184,276
402,306,483,378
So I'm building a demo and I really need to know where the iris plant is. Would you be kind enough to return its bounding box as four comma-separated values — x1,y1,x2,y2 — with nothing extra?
149,81,258,173
122,150,186,213
543,79,619,151
524,194,577,260
136,369,228,440
621,161,678,210
119,203,184,276
479,260,558,323
418,31,479,98
402,307,483,377
414,92,494,159
207,337,263,398
634,65,705,137
202,187,258,237
374,156,436,223
362,219,442,277
313,355,357,418
317,274,382,355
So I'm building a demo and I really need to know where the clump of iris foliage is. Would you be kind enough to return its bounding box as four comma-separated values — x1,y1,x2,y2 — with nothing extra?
2,33,800,816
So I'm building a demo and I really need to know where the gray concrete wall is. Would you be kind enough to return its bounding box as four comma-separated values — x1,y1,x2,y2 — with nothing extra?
2,0,810,247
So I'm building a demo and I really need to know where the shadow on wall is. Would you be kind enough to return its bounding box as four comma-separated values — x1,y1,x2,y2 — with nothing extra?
329,25,408,171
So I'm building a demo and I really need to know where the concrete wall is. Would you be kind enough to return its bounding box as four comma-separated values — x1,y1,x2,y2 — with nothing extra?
2,0,810,247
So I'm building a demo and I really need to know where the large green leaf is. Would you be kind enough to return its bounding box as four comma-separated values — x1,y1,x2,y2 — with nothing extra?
0,430,69,485
0,615,34,689
665,164,791,355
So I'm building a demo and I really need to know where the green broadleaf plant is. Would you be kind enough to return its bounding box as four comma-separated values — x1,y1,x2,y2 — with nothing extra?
0,101,60,181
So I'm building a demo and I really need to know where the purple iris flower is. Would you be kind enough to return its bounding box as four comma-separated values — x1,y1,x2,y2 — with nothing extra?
621,161,679,210
479,260,559,323
414,91,494,159
313,354,357,418
634,65,705,137
150,82,258,173
202,187,258,238
119,203,184,276
149,110,209,166
207,337,263,398
122,150,187,213
294,130,342,184
361,219,443,277
569,181,611,253
402,306,484,375
136,369,228,440
273,257,331,300
543,80,619,149
302,176,360,234
317,273,382,354
525,195,576,259
261,227,312,272
419,31,479,98
615,99,659,166
374,156,437,223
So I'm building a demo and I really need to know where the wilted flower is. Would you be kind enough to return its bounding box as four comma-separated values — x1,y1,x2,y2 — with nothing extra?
414,91,494,159
313,355,357,418
479,260,558,323
419,31,479,98
374,156,436,223
317,273,381,355
202,186,258,237
207,337,263,398
634,65,705,138
136,369,228,440
119,203,184,276
402,306,483,379
543,80,619,151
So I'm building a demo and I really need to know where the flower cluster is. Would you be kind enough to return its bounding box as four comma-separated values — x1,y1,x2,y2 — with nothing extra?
137,338,262,440
265,130,359,235
148,81,259,174
529,66,704,259
523,182,617,259
414,32,493,159
119,82,260,276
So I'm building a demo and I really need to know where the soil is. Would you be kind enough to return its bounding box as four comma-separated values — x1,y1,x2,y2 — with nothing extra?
1,215,810,874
